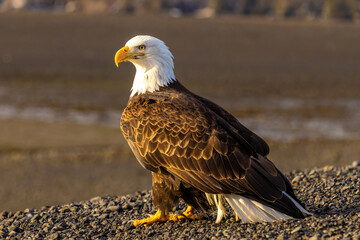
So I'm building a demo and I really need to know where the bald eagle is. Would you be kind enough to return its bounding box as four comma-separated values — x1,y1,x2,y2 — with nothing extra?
115,35,311,226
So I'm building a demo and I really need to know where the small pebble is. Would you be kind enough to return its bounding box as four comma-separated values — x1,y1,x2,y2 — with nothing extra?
292,175,301,183
309,234,319,240
291,226,302,233
352,161,360,167
106,206,120,212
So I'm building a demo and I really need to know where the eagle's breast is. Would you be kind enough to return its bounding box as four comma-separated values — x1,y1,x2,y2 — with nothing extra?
121,91,205,140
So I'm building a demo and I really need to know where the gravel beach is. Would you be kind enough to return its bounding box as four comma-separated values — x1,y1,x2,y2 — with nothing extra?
0,162,359,239
1,13,360,239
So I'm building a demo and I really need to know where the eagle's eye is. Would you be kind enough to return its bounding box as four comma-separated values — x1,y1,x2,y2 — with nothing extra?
138,45,146,51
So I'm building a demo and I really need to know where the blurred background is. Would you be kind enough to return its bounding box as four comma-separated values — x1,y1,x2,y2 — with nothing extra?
0,0,360,212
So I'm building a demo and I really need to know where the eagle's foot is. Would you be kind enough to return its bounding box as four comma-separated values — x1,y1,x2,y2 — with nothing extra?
133,206,200,226
133,209,169,226
167,205,201,222
167,206,200,222
181,205,201,220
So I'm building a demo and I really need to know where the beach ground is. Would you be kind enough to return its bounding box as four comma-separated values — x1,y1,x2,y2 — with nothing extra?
0,13,359,211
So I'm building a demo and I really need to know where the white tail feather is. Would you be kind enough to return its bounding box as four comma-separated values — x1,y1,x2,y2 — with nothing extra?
227,195,274,222
250,200,291,220
225,197,249,222
206,192,311,223
225,195,292,223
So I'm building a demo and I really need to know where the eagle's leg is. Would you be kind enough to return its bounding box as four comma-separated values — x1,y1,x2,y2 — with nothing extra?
134,173,202,226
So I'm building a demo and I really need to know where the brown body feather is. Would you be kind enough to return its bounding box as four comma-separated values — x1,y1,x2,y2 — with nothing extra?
121,81,306,218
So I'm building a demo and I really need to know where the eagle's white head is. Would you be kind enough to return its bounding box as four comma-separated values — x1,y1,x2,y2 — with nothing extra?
115,35,176,97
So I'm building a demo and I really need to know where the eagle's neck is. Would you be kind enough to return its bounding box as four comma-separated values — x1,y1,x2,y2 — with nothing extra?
130,58,176,97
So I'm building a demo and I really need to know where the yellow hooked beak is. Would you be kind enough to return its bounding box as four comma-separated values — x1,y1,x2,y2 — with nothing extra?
114,46,130,67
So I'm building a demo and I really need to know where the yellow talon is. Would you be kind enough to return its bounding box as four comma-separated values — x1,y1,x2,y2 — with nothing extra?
182,205,201,220
134,209,168,226
133,206,200,226
168,213,186,222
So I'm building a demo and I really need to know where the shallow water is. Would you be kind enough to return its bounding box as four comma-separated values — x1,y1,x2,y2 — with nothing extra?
1,97,359,141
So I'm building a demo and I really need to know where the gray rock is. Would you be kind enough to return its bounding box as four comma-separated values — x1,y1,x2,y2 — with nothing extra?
90,196,102,203
291,226,302,233
98,213,108,219
48,232,59,239
291,175,301,183
106,205,120,212
352,161,360,167
277,233,285,240
309,234,319,240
